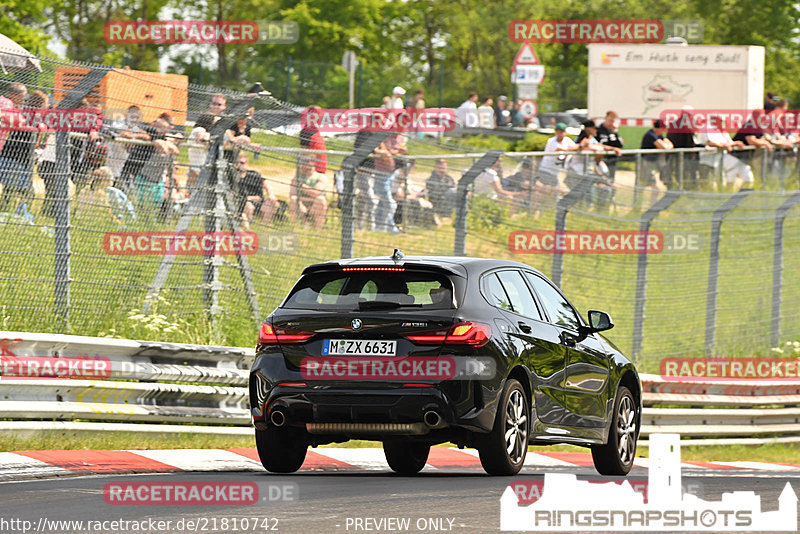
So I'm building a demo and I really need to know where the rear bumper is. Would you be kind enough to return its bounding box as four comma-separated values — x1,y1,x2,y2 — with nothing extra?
250,351,501,435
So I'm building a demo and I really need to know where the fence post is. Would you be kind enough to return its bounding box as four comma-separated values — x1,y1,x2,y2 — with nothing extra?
760,147,768,189
771,191,800,346
453,150,503,256
678,151,684,189
551,174,594,287
631,190,682,362
339,131,392,259
144,98,255,314
52,67,109,330
202,144,226,321
633,151,642,209
705,189,752,356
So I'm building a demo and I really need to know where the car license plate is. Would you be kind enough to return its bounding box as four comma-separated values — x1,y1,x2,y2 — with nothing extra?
322,339,397,356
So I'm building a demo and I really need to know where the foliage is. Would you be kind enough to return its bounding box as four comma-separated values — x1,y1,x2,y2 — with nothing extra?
457,134,513,152
467,194,508,230
512,132,550,152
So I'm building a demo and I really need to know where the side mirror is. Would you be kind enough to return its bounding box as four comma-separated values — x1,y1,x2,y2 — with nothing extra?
588,310,614,332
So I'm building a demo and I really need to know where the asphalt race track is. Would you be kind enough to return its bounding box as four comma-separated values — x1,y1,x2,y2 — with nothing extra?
0,448,798,533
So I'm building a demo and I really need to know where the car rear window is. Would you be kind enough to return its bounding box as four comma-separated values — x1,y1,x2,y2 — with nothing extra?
283,269,455,311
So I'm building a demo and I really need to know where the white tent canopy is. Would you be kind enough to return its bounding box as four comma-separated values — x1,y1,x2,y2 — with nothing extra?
0,33,42,73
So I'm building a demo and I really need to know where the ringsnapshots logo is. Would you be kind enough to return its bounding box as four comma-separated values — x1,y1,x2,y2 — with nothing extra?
300,108,456,134
103,20,298,44
500,434,797,531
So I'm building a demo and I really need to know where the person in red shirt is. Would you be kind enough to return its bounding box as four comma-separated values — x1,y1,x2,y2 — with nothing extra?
300,105,327,173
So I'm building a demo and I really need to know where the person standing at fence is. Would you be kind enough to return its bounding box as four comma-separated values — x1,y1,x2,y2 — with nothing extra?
424,158,457,218
209,94,227,118
289,157,327,229
133,116,179,213
474,158,515,201
640,119,674,188
186,113,216,195
596,111,624,180
667,106,702,189
388,87,406,110
0,87,44,213
372,140,400,233
353,113,382,231
236,152,279,229
299,105,327,174
105,106,150,187
538,122,579,189
0,83,27,153
697,115,754,189
224,107,254,163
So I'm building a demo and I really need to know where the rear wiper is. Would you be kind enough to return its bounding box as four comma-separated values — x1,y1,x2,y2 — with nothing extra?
357,300,423,310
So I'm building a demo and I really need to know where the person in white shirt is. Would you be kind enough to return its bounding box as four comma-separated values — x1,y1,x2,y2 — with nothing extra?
473,159,514,200
388,87,406,110
697,116,754,186
456,92,479,127
538,122,580,186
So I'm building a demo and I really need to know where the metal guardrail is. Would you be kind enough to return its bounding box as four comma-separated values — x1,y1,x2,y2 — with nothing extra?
0,333,796,444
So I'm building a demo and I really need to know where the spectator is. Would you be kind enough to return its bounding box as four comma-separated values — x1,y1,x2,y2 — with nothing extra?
595,111,624,180
640,119,674,188
299,105,327,174
373,140,400,233
412,89,425,110
388,87,406,110
186,113,216,193
667,106,703,188
105,105,150,186
510,101,525,127
479,97,493,109
95,166,136,227
0,83,27,158
456,92,479,127
697,115,754,187
0,87,43,210
503,158,535,194
133,115,179,210
478,97,495,128
733,110,772,152
381,96,391,109
474,159,514,201
352,112,383,231
538,122,580,187
525,115,541,130
566,119,620,187
494,96,511,127
424,158,457,217
209,94,227,117
235,152,279,229
289,157,328,229
118,113,170,192
224,107,254,163
393,162,437,228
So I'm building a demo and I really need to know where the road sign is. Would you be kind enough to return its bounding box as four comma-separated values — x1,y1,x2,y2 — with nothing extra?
517,84,538,100
520,100,538,119
512,64,545,84
513,41,540,65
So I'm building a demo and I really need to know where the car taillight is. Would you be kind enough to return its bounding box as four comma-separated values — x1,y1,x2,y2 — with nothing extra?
259,322,313,344
407,321,491,347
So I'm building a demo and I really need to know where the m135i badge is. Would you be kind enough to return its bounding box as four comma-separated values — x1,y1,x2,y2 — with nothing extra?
401,322,427,328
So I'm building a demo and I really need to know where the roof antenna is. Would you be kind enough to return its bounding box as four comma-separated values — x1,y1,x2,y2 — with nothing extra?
391,248,405,261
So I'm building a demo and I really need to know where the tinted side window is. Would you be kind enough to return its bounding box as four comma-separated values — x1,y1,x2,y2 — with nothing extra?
496,270,542,319
483,273,511,311
524,272,580,330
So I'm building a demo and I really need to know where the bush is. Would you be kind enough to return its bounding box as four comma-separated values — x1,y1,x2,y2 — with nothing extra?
467,194,508,231
512,131,550,152
458,135,513,151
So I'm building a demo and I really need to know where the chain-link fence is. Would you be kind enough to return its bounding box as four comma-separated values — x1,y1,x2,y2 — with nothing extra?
1,49,799,373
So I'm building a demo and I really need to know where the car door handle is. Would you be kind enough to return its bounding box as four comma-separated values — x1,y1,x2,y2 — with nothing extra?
559,331,576,347
518,321,532,333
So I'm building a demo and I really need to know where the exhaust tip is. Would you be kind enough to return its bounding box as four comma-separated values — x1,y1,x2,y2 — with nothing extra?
423,410,442,428
270,408,286,427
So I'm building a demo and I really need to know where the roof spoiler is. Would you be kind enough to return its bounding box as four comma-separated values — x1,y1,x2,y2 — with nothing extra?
301,261,466,278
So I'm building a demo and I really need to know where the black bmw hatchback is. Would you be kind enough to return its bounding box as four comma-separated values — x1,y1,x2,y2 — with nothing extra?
249,251,641,476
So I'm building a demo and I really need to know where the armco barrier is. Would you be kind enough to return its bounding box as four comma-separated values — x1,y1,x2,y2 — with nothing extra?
0,333,797,444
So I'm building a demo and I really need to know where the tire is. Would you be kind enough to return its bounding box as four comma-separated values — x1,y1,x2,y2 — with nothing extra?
592,385,638,476
477,378,530,476
383,440,430,475
255,426,308,473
